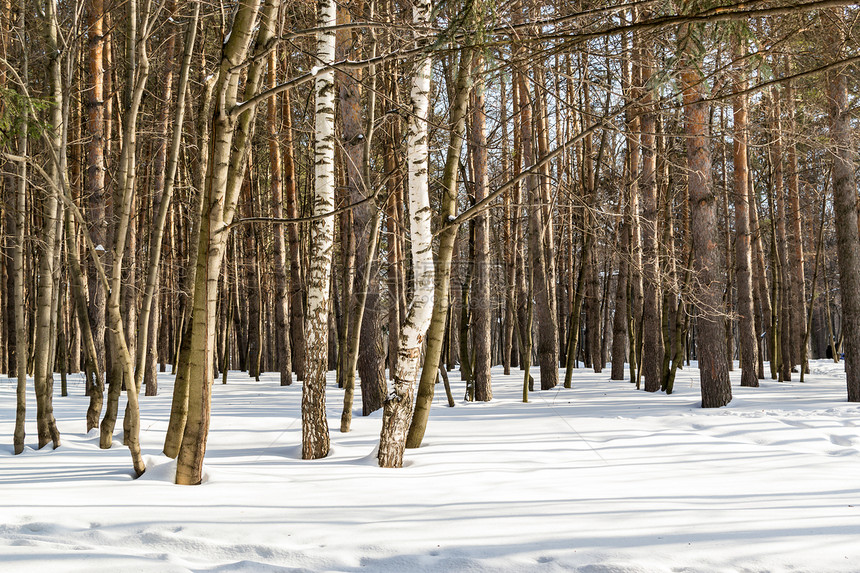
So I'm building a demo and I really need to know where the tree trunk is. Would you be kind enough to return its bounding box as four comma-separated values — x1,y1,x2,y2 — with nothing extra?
136,0,198,397
283,89,306,381
268,47,292,386
681,24,731,408
86,0,107,387
731,38,759,388
175,0,276,482
11,1,27,453
377,0,435,467
162,72,215,459
784,58,807,374
827,40,860,401
302,0,336,460
33,0,63,450
770,88,792,382
639,30,662,392
471,53,492,401
406,47,472,449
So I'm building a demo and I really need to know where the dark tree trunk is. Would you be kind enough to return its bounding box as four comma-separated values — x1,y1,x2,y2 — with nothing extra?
827,56,860,401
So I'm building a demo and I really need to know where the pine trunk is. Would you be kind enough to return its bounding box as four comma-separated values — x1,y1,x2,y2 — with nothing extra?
682,26,731,408
731,38,759,388
827,53,860,401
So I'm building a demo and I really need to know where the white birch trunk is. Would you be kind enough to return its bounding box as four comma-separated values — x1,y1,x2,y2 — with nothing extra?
377,0,435,468
302,0,337,460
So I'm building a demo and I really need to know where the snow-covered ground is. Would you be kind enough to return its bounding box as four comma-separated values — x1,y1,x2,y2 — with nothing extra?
2,360,860,572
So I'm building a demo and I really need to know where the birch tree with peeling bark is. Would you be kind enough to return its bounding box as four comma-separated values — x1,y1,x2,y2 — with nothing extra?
378,0,435,468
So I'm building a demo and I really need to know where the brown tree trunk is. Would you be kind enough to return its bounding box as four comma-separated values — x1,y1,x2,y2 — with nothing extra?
268,47,292,386
784,59,807,374
681,24,731,408
520,71,557,390
282,88,306,381
731,38,759,388
86,0,107,388
749,166,772,379
827,38,860,401
769,88,792,382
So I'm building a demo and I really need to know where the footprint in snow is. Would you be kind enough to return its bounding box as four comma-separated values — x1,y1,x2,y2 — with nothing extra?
830,434,857,447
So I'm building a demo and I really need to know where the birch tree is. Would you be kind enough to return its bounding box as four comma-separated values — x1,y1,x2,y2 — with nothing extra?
378,0,435,468
302,0,337,460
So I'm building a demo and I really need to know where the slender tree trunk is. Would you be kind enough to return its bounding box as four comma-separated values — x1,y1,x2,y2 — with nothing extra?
11,2,27,453
162,72,215,459
471,53,492,401
611,212,629,380
268,47,292,386
500,74,516,376
34,0,63,450
136,0,198,398
175,0,275,482
732,38,759,388
283,89,306,381
784,59,807,374
385,131,401,379
406,47,472,448
302,0,337,460
749,166,772,379
378,0,435,467
66,211,104,429
627,12,643,385
801,191,828,382
639,36,662,392
681,23,730,408
86,0,107,389
770,88,792,382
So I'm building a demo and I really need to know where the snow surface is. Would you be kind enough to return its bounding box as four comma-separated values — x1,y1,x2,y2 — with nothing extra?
2,360,860,572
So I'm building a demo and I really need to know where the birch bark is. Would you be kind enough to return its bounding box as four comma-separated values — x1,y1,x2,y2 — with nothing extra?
302,0,337,460
378,0,435,467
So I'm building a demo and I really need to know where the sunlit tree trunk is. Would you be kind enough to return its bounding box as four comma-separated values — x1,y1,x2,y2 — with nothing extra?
302,0,337,460
406,47,473,449
175,0,275,483
86,0,107,390
681,21,730,408
11,1,26,454
33,0,63,450
769,87,792,382
162,71,214,459
731,37,759,388
283,88,306,382
783,58,807,375
268,47,292,387
378,0,436,467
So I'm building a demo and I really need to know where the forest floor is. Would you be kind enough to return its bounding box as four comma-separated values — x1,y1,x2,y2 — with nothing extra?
2,360,860,572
